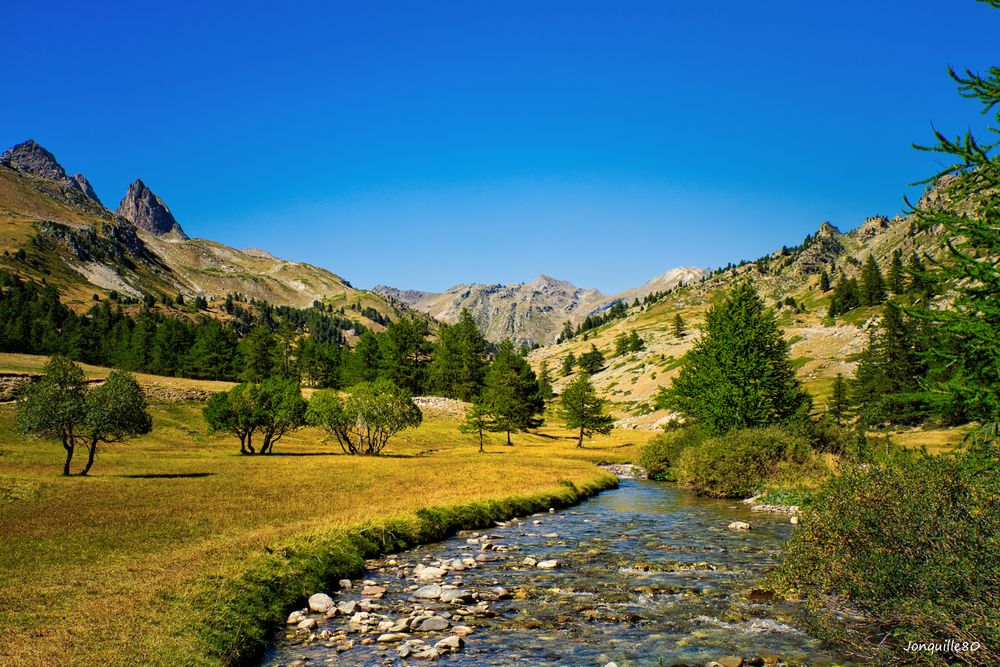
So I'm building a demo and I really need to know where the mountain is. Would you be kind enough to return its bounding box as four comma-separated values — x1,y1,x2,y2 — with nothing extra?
0,140,403,326
375,275,608,345
116,179,188,239
375,268,708,345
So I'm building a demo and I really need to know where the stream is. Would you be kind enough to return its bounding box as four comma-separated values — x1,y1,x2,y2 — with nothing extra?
262,479,852,666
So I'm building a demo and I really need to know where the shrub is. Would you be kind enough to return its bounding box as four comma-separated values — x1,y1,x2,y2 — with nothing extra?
674,426,812,498
776,444,1000,665
637,428,702,481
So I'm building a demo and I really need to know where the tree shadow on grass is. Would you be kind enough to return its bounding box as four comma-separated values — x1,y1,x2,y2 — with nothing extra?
262,451,419,459
117,472,215,479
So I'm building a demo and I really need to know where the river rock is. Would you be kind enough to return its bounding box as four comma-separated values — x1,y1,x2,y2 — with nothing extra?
308,593,335,613
339,579,353,589
413,647,441,660
536,559,560,569
361,585,386,597
416,616,450,632
708,657,745,667
296,617,317,631
492,586,512,599
414,564,448,581
728,521,752,531
435,635,465,651
439,588,474,603
286,610,307,625
377,633,409,643
451,624,474,636
337,600,358,615
414,584,442,599
522,556,538,566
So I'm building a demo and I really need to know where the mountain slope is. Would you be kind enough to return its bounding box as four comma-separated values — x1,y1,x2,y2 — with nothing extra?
0,140,403,325
527,200,950,428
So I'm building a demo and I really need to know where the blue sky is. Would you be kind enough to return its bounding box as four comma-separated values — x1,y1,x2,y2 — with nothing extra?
2,1,997,293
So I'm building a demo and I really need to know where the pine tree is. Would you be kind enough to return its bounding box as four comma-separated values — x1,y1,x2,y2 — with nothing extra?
613,332,630,357
672,314,686,338
380,316,432,394
239,326,277,381
656,282,811,435
628,330,645,352
829,372,850,425
559,320,574,343
905,52,1000,425
852,303,926,426
859,254,887,307
819,270,831,292
537,359,554,400
557,374,614,447
886,249,905,294
481,340,544,445
459,398,493,453
429,309,488,400
577,344,605,375
561,351,576,377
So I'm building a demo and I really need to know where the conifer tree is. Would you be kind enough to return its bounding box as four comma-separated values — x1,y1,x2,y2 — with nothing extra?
429,308,488,400
628,330,645,352
577,344,605,375
561,351,576,377
481,340,544,445
459,399,493,453
829,372,850,425
859,254,887,307
613,332,630,357
656,282,811,435
558,374,614,447
886,249,905,294
819,270,831,292
537,359,554,400
673,314,686,338
852,303,926,426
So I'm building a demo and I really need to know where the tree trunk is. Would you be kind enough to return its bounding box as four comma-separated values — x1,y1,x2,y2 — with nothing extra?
506,430,512,446
80,439,98,476
577,427,584,448
238,433,248,455
478,431,484,453
62,437,74,476
245,432,256,454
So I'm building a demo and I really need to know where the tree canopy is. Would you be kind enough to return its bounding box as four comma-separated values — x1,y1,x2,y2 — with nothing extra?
558,374,614,447
306,380,422,455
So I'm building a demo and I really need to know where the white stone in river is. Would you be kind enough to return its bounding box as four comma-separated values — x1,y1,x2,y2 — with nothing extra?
728,521,752,531
790,515,799,525
536,559,560,569
286,610,307,625
308,593,335,613
413,584,443,599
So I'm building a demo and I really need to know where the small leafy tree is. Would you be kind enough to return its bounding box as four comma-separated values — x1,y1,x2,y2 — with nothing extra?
255,378,307,454
78,371,152,475
306,380,422,455
459,398,493,453
656,282,811,435
558,374,614,447
204,383,264,454
15,355,88,476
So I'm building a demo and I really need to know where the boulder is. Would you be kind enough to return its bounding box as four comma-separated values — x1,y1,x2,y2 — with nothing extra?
413,584,442,599
308,593,335,613
416,616,450,632
434,635,465,652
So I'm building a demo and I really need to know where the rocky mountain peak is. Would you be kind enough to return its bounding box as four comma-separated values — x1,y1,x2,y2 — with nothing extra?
0,139,102,204
116,179,188,239
816,221,840,237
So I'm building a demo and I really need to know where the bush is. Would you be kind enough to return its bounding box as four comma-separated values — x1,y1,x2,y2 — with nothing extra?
674,426,813,498
638,428,702,480
776,445,1000,665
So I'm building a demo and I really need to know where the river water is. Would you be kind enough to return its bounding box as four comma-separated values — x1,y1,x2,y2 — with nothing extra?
262,479,852,666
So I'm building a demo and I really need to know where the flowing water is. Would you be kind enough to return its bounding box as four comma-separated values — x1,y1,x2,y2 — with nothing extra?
262,479,852,666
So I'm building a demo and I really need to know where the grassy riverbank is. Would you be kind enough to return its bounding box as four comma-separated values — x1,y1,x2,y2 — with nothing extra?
0,391,650,666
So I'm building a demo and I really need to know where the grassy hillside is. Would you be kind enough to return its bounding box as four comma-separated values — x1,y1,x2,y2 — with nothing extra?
529,208,950,428
0,360,650,666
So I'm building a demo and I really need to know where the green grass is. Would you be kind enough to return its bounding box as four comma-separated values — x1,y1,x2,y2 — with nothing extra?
0,394,649,666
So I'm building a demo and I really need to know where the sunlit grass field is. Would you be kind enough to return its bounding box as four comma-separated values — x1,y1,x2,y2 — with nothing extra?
0,373,650,666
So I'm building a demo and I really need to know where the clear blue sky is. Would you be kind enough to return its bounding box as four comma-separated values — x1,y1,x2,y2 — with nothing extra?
2,1,997,293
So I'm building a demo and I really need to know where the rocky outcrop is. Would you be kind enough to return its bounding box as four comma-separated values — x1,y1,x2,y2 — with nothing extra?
0,139,102,204
116,179,188,239
794,221,843,275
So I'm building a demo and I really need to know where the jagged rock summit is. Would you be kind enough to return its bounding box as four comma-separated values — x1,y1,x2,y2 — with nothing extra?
116,179,188,239
0,139,102,205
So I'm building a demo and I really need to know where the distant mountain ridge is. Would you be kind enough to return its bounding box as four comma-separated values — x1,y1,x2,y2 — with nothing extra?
374,267,708,345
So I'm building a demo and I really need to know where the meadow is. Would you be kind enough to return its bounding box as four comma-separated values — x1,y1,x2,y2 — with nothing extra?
0,360,652,666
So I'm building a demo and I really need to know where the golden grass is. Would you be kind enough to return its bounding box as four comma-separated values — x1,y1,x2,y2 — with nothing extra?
0,387,651,666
